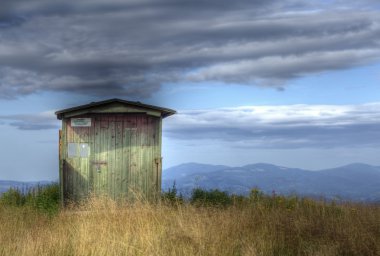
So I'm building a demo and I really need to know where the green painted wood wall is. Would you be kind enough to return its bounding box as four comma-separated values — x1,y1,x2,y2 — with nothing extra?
59,113,162,203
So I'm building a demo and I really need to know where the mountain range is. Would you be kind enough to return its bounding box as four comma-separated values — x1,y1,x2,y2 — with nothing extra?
162,163,380,202
2,163,379,202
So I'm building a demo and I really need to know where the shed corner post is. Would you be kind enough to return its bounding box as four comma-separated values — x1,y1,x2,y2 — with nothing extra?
158,117,163,196
58,120,65,208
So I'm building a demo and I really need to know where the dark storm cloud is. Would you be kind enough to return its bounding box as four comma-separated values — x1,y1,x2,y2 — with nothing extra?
0,0,380,98
0,111,59,130
164,103,380,149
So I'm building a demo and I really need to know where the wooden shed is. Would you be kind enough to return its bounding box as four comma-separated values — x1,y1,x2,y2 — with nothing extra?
55,99,176,204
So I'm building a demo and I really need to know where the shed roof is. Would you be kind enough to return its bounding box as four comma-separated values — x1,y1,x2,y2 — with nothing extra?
55,98,176,120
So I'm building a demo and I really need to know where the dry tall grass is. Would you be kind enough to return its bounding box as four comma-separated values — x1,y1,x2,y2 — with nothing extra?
0,196,379,256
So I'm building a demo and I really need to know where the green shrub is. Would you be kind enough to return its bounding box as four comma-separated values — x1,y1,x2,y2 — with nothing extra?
249,187,264,203
0,183,60,215
190,188,232,207
0,188,25,206
27,184,60,215
161,182,183,204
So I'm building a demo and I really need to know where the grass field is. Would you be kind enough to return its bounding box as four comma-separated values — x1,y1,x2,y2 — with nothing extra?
0,187,379,256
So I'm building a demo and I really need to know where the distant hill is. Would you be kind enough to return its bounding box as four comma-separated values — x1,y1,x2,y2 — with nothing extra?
163,163,380,202
0,180,53,194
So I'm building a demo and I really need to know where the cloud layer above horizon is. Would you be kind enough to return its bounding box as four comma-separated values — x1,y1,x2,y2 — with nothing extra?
164,103,380,149
2,102,379,150
1,0,380,99
0,102,380,149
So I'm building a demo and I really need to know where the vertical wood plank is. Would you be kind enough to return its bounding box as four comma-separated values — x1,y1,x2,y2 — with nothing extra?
102,116,109,196
97,115,108,196
137,115,143,198
130,115,138,197
67,119,74,200
108,119,116,200
115,121,123,200
123,118,131,199
147,116,153,200
94,116,102,196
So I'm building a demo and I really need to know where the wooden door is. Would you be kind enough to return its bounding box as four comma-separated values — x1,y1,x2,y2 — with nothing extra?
90,114,157,201
91,117,125,199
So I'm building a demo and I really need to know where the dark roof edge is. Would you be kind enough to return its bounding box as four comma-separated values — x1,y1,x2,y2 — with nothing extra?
55,98,176,119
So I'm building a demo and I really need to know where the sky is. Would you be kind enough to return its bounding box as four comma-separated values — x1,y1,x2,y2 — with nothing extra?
0,0,380,181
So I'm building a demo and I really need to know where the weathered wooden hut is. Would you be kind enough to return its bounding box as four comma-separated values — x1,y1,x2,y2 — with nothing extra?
55,99,176,204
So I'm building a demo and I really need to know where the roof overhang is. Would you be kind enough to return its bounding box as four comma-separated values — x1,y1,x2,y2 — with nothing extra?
55,98,176,120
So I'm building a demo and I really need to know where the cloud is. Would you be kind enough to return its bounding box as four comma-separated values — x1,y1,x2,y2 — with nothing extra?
0,0,380,98
164,103,380,149
0,111,59,130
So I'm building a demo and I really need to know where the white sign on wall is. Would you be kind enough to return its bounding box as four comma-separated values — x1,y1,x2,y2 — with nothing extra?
71,118,92,127
67,143,90,158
